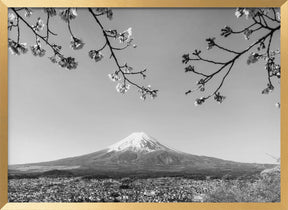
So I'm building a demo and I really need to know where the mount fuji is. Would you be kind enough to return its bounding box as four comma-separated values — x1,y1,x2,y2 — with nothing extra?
9,132,274,178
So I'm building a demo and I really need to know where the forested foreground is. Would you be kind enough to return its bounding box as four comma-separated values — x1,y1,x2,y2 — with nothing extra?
8,166,280,203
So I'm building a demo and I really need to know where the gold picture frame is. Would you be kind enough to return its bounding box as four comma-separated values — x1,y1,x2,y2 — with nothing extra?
0,0,287,209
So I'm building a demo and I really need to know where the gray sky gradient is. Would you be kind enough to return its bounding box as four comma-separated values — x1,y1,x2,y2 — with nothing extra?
8,8,280,165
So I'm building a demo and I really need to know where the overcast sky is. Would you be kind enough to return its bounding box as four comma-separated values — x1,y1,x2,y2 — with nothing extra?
8,8,280,165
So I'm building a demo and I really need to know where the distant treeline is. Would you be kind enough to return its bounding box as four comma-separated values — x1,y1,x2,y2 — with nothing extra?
8,169,262,181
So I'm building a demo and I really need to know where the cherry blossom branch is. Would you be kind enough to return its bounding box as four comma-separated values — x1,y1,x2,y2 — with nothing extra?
205,61,235,100
88,8,158,99
188,54,226,65
12,8,61,55
183,8,280,106
230,22,258,34
8,7,157,99
67,19,76,39
16,16,20,43
11,8,78,70
44,12,57,42
214,43,240,54
271,9,280,23
266,34,273,86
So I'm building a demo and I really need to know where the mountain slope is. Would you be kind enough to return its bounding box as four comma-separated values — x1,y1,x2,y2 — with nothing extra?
9,132,274,178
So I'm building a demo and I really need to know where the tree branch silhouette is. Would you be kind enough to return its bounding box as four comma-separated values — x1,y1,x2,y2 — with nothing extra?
182,8,280,106
8,8,158,100
88,8,158,98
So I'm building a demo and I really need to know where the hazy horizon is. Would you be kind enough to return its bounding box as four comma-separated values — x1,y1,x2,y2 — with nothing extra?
8,8,280,165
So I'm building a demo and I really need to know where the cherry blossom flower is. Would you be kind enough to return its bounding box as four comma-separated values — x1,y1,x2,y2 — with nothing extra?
24,8,33,17
51,44,62,52
139,85,158,100
243,29,253,40
221,26,233,37
44,8,57,17
206,37,216,50
30,44,46,57
214,92,226,104
123,64,133,73
65,57,78,70
243,9,260,19
235,8,244,18
70,37,85,50
33,18,45,32
126,38,134,46
108,73,121,82
116,83,130,94
70,9,78,18
105,29,118,38
247,52,260,65
119,27,132,43
194,97,205,106
8,13,16,23
182,54,190,64
196,79,205,86
185,65,194,73
49,55,58,63
139,88,148,100
59,9,77,22
106,9,113,20
276,12,281,21
8,39,28,55
262,83,274,94
58,57,78,70
273,64,281,78
150,90,158,99
88,50,103,62
94,8,113,20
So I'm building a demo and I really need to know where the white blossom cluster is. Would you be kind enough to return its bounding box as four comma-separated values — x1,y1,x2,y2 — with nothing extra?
88,50,104,62
70,37,85,50
30,38,46,57
8,39,28,55
116,83,130,94
59,9,78,22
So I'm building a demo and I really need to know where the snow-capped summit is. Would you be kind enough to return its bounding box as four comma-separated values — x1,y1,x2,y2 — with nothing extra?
107,132,169,153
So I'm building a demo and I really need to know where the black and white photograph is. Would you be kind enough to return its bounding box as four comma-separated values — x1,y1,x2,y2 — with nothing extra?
7,8,280,202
